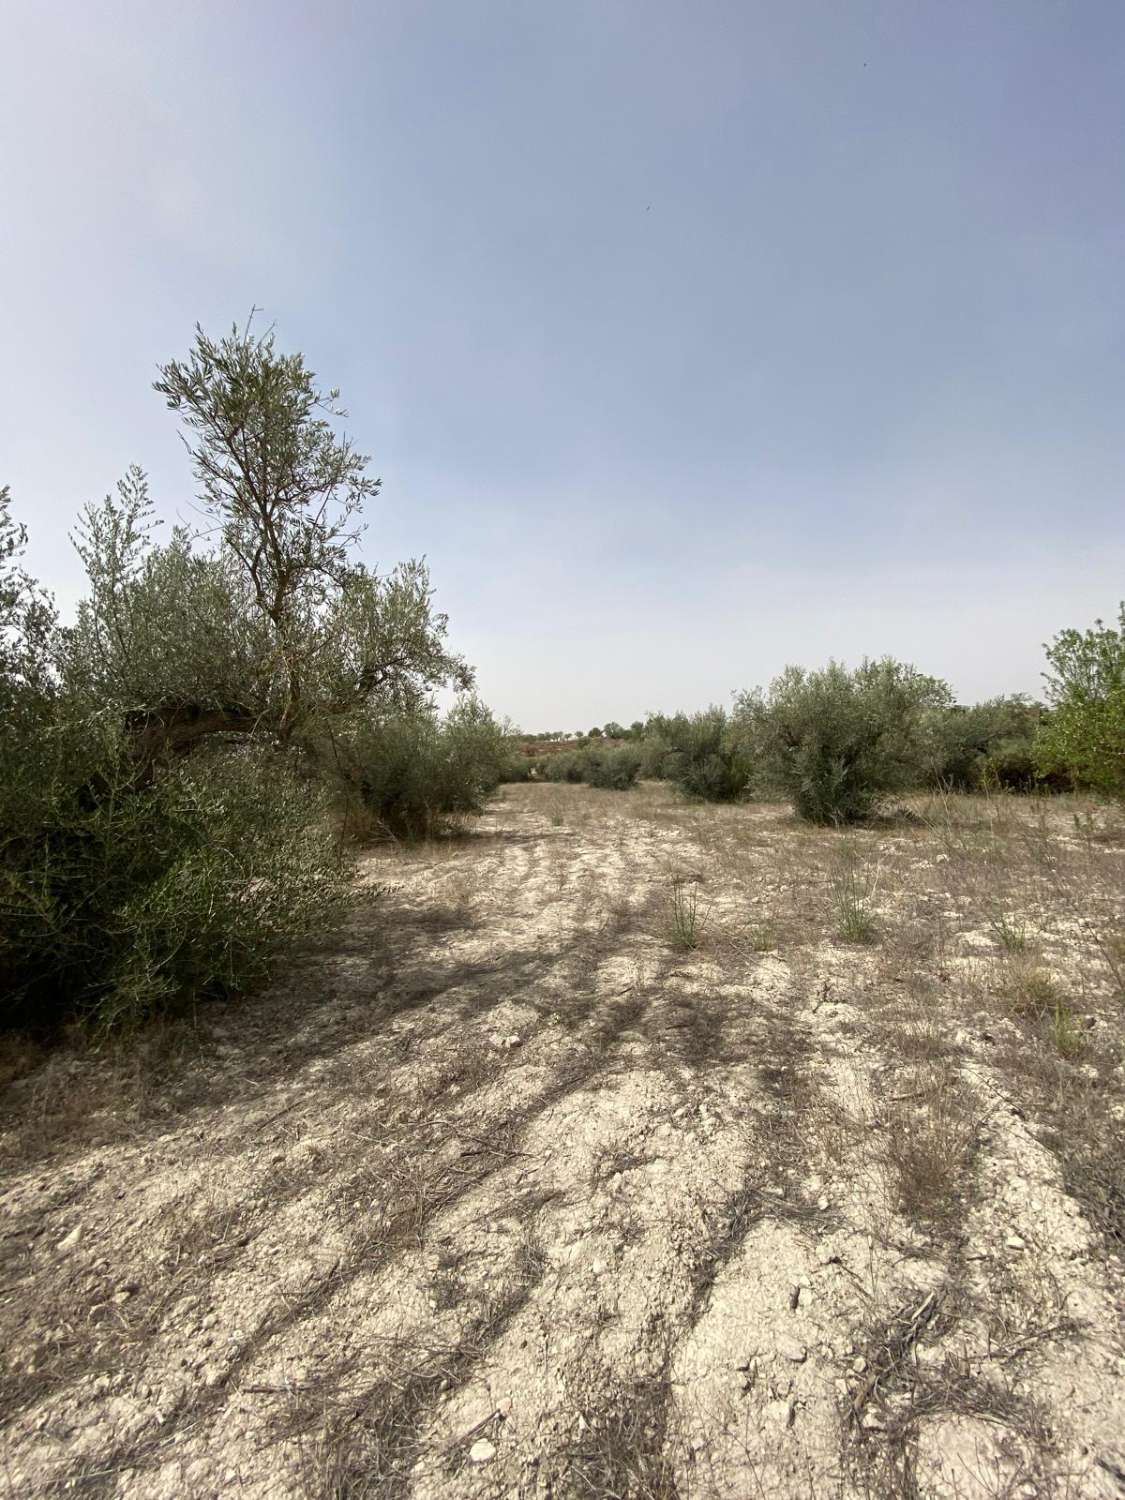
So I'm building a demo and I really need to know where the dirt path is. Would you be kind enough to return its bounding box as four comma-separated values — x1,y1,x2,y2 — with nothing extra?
2,783,1124,1498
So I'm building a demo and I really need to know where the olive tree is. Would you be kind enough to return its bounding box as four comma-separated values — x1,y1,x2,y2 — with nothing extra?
1035,605,1125,797
64,320,470,764
2,319,481,1032
738,659,952,822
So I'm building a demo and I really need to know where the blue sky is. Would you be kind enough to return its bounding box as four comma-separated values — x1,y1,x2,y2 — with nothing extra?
2,1,1122,730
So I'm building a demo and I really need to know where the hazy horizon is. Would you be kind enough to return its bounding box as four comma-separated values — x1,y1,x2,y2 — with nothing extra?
3,1,1123,731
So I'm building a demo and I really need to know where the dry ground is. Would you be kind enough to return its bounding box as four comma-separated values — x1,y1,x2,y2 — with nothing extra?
2,782,1125,1499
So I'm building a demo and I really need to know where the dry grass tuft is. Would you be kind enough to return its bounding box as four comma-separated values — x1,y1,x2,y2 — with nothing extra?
561,1378,681,1500
830,845,880,945
666,877,707,951
881,1068,979,1233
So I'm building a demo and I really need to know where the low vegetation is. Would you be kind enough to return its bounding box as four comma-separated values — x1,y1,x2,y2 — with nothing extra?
0,321,493,1034
5,322,1123,1039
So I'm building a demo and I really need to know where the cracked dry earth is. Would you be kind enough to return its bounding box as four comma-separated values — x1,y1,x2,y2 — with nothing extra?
3,784,1125,1499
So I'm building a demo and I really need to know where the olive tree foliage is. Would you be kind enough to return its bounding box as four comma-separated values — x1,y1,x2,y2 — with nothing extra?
0,485,56,709
1,320,482,1033
922,695,1047,792
737,659,952,822
644,709,751,801
333,696,518,839
1,479,350,1034
64,321,470,761
1034,604,1125,797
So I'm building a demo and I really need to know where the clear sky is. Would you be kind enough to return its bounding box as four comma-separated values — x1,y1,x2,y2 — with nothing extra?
2,1,1122,731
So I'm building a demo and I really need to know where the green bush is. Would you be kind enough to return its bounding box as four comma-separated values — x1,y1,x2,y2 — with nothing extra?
923,697,1045,792
331,697,511,838
584,745,642,789
646,709,750,801
540,751,580,784
739,659,951,823
539,744,641,789
1035,605,1125,797
499,752,535,783
1,721,349,1034
0,320,490,1036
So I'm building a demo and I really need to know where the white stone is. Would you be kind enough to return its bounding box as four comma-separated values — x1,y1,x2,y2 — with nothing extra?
469,1439,496,1464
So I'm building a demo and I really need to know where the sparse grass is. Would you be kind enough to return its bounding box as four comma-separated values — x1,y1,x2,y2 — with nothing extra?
561,1378,681,1500
830,846,879,944
881,1069,978,1233
747,922,776,952
989,911,1031,954
1002,959,1063,1017
667,877,706,951
1048,998,1086,1059
1096,928,1125,998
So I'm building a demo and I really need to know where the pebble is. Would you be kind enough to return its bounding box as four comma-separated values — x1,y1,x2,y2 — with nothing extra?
469,1439,496,1464
852,1356,867,1374
778,1338,807,1364
57,1226,82,1251
765,1397,794,1429
1006,1234,1027,1251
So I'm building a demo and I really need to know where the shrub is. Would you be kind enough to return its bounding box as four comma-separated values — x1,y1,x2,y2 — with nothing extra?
923,696,1045,792
739,658,951,823
540,744,641,789
584,745,642,789
500,754,534,783
646,709,750,801
1034,605,1125,798
636,730,678,780
0,316,486,1035
1,721,349,1034
330,697,511,839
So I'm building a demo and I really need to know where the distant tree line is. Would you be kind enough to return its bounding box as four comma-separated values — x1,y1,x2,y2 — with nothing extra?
513,631,1125,817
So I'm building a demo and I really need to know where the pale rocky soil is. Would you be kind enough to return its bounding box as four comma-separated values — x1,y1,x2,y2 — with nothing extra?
3,782,1125,1499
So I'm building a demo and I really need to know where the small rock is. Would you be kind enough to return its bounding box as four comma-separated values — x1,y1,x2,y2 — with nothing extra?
57,1226,82,1251
765,1397,793,1429
852,1356,867,1375
817,1196,830,1212
816,1244,840,1266
1006,1234,1027,1251
778,1339,807,1364
591,1259,606,1276
469,1439,496,1464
